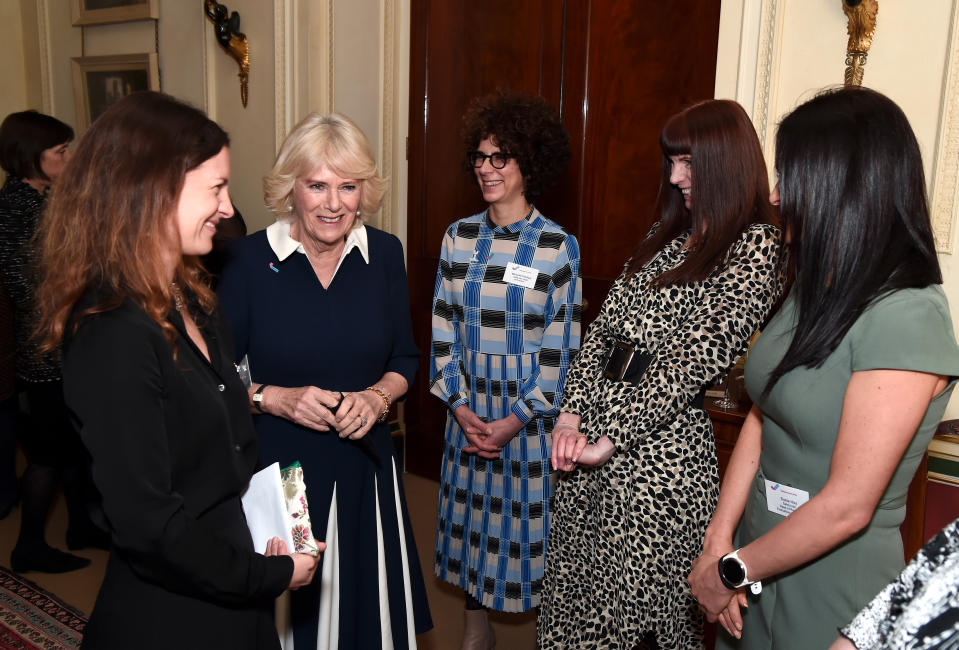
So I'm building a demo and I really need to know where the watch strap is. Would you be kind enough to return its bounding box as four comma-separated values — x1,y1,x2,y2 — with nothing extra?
252,384,269,413
719,549,752,590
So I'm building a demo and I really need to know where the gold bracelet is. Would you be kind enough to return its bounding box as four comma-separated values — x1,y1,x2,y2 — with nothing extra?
365,385,392,422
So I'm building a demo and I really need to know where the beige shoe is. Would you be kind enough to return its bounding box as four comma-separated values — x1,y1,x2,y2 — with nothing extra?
461,608,496,650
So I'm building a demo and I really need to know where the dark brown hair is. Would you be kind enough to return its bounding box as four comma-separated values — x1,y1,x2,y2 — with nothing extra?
626,99,774,285
0,110,74,181
462,89,570,200
36,91,228,353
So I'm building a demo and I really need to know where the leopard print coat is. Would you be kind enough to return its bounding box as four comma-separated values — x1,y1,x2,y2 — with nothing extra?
538,223,784,649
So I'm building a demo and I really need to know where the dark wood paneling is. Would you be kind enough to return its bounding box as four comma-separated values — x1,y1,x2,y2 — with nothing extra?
405,0,722,479
412,0,565,261
566,1,723,297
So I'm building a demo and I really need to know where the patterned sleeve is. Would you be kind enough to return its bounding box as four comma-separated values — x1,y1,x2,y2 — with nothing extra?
511,234,583,424
0,199,37,313
560,268,614,419
429,225,470,409
839,517,959,649
562,223,663,418
597,224,783,452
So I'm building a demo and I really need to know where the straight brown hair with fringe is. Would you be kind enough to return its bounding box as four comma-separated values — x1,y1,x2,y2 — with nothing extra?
626,99,774,285
35,91,228,355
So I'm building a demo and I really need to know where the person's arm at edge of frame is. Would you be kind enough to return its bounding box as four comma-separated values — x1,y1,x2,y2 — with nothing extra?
688,369,946,634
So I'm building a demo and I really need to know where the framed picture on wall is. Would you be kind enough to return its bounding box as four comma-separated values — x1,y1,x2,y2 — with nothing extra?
71,54,160,131
70,0,159,26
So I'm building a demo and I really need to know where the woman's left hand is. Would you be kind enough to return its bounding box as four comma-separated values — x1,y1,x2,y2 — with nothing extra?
576,436,615,467
688,552,736,620
717,591,748,639
551,424,587,471
552,427,615,471
462,414,524,458
333,390,381,440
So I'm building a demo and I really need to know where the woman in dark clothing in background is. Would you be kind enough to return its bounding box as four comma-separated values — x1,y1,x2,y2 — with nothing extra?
0,110,104,573
0,276,17,520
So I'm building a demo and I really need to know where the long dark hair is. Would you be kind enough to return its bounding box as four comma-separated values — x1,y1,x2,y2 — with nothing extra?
626,99,774,284
763,86,941,395
36,91,229,354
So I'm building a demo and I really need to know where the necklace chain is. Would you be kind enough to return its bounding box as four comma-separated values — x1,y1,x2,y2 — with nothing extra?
170,282,184,312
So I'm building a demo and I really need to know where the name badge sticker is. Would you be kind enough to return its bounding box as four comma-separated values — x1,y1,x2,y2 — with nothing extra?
764,479,810,517
503,262,539,289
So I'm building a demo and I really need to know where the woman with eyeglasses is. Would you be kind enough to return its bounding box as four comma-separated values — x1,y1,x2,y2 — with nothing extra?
538,99,784,649
430,89,581,648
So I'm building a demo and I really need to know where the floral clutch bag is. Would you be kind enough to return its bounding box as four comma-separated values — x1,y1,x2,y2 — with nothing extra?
280,462,320,556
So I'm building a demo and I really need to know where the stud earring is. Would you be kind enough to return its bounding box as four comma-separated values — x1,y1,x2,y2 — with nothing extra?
355,209,361,216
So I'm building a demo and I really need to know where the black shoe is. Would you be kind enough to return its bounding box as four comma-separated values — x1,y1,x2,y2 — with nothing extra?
66,524,111,551
11,544,91,574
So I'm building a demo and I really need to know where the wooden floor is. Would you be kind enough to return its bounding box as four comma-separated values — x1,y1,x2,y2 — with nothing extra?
0,472,536,649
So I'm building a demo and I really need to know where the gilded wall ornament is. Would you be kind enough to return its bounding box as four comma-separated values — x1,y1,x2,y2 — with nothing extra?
204,0,250,107
842,0,879,86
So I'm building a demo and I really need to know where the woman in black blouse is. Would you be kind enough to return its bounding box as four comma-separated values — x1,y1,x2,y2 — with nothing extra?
34,92,319,649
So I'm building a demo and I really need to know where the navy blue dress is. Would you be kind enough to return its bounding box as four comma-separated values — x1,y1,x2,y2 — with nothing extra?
218,225,432,650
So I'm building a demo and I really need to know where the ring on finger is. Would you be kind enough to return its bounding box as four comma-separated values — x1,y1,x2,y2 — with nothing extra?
360,416,368,427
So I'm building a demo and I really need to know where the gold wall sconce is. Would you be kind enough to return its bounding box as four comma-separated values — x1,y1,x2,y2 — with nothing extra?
842,0,879,86
204,0,250,107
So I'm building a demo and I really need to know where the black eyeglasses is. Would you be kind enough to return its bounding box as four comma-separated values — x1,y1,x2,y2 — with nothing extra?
467,151,515,169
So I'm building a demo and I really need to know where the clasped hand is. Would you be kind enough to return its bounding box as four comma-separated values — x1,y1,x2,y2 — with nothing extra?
264,537,324,590
453,405,523,459
688,545,748,640
550,421,615,471
269,386,380,440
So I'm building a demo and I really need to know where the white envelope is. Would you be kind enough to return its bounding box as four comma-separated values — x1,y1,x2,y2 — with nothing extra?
241,462,295,554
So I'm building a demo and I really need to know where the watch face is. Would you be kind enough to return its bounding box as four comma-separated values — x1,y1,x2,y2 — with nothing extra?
722,557,746,585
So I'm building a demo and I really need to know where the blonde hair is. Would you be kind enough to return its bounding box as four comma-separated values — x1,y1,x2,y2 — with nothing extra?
264,112,387,220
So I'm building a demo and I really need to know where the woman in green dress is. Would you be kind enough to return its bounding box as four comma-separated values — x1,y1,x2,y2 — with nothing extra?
687,86,959,649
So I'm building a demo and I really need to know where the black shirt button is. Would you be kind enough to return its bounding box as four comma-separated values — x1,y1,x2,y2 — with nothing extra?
218,384,226,392
234,444,242,452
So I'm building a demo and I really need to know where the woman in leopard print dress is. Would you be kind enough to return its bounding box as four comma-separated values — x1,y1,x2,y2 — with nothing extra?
538,100,784,649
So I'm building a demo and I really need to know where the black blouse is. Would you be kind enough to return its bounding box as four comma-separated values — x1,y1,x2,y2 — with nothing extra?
0,177,58,382
62,293,293,649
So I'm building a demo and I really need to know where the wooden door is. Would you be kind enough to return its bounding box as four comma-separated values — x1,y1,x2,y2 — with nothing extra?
405,1,721,479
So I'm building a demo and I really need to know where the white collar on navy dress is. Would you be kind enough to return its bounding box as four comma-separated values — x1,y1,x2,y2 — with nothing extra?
266,218,370,279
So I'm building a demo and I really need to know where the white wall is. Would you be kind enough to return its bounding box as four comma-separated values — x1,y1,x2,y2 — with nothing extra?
717,0,959,417
205,0,276,227
5,0,411,244
0,2,29,125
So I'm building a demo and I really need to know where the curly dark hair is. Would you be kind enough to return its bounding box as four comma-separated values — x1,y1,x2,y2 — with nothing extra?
462,89,570,200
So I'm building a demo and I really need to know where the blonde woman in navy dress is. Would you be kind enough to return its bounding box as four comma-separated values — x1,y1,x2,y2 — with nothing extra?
219,113,432,649
430,90,581,648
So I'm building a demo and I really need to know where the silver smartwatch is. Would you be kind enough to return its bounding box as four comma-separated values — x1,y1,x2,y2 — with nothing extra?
718,549,762,594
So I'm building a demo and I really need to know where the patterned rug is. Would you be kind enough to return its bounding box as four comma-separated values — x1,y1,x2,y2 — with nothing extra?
0,566,85,649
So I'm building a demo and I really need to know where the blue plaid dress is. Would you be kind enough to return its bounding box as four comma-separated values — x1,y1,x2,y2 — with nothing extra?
430,209,581,612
